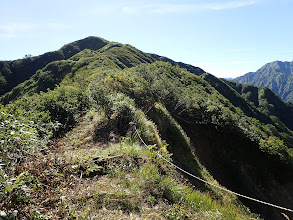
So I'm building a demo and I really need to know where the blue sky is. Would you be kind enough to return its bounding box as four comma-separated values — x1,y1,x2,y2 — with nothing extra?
1,0,293,78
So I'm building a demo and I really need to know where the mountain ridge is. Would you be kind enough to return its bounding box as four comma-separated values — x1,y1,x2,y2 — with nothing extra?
0,36,205,100
1,36,293,219
234,60,293,102
0,36,109,95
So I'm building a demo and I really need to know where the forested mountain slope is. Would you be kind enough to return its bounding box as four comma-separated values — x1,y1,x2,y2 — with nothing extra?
0,37,204,102
1,37,293,219
234,60,293,103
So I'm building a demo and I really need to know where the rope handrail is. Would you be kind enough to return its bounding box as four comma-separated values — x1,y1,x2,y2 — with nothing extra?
133,125,293,213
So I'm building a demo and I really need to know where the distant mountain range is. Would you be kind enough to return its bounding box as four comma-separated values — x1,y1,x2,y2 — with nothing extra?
234,61,293,103
224,77,234,80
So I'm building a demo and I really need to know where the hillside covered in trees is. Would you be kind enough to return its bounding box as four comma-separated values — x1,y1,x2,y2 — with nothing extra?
234,60,293,103
1,37,293,219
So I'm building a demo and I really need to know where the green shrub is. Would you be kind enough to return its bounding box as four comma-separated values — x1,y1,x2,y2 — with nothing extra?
260,136,291,162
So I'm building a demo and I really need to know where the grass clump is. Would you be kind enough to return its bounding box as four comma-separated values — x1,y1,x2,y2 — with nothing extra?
80,139,259,220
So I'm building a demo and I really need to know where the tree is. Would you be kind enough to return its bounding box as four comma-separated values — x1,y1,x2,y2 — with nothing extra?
23,54,32,59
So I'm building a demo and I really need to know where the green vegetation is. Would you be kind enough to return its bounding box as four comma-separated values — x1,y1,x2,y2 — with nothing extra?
0,36,108,97
234,60,293,103
225,80,293,135
1,37,293,219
